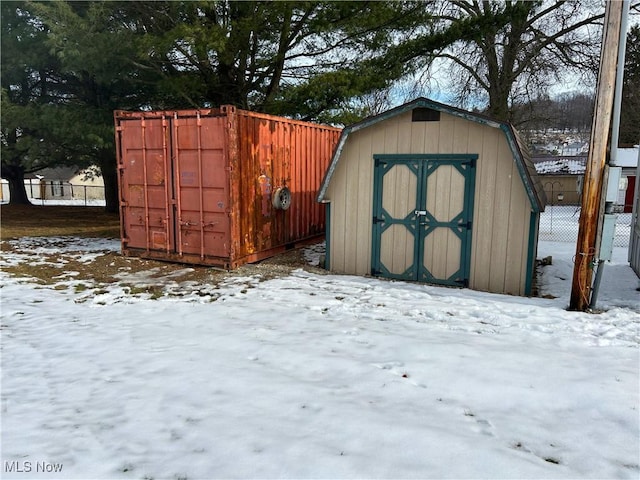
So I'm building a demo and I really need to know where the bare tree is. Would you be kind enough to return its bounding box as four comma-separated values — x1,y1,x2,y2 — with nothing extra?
425,0,604,124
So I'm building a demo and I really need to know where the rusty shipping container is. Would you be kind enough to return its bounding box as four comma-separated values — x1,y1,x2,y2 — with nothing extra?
115,106,341,268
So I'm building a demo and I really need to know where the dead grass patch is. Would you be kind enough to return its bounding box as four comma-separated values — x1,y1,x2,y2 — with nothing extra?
1,204,120,240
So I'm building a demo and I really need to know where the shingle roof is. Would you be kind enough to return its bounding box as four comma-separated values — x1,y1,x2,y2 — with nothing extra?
24,166,82,181
533,156,587,175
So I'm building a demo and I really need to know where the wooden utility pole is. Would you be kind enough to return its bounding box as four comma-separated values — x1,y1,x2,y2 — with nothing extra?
569,0,625,311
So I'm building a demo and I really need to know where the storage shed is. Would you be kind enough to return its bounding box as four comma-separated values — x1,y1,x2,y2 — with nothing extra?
115,106,341,268
317,98,546,296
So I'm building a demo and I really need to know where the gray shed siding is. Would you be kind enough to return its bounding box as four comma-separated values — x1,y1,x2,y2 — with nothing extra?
323,110,536,296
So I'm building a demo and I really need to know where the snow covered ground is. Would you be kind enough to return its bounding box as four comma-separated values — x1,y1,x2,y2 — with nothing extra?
1,235,638,479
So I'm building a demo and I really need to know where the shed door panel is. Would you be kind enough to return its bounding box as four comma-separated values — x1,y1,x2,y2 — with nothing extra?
372,155,476,287
420,162,472,284
378,163,418,277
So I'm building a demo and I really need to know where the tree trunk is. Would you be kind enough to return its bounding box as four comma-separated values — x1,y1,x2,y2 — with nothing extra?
487,84,511,122
98,150,119,214
3,164,32,205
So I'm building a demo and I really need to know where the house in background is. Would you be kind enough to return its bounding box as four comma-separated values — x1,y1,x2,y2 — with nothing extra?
559,141,589,156
317,97,546,297
533,155,586,206
1,166,104,203
533,145,638,212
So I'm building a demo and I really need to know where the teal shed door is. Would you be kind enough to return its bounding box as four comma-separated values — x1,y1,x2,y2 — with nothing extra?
371,154,476,286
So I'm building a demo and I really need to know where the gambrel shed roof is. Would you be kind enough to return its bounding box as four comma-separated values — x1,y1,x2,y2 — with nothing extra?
318,97,546,211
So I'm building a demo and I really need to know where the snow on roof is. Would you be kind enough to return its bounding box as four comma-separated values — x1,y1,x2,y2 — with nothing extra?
534,156,586,175
533,147,639,173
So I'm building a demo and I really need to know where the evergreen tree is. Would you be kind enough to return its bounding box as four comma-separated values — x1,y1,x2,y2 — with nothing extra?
2,0,544,209
29,1,159,212
619,24,640,145
1,1,65,204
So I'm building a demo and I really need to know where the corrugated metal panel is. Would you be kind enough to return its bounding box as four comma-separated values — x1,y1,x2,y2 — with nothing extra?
115,107,340,268
231,110,341,265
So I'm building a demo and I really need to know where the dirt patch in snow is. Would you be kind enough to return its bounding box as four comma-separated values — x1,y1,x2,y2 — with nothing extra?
1,236,327,300
1,204,328,299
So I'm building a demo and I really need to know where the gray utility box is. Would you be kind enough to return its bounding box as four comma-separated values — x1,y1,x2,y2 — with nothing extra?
600,214,617,261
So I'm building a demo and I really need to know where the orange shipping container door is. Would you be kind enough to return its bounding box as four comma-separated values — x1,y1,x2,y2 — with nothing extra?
172,113,231,260
116,115,173,254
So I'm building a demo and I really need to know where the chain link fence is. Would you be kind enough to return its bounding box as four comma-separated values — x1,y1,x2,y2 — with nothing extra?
1,180,106,206
2,180,632,249
539,205,631,248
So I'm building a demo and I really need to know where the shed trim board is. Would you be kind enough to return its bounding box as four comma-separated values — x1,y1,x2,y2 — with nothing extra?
525,211,539,296
325,203,331,270
319,97,546,296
